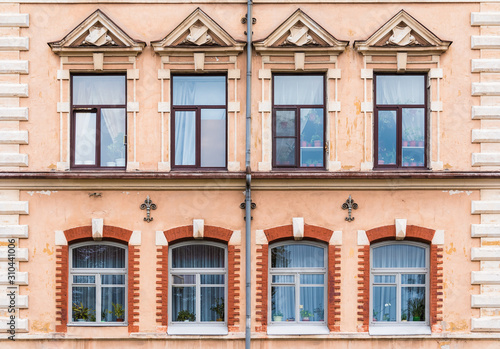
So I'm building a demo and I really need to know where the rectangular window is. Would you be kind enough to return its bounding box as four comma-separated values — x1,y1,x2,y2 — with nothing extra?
374,74,427,169
172,75,227,169
71,74,127,169
273,75,325,169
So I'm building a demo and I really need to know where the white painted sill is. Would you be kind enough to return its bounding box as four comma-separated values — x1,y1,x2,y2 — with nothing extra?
267,324,330,335
369,325,431,336
167,324,228,336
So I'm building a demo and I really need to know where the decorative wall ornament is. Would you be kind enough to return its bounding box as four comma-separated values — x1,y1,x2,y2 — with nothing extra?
386,25,419,46
341,195,358,222
140,195,157,223
82,25,116,46
182,23,215,46
283,24,316,46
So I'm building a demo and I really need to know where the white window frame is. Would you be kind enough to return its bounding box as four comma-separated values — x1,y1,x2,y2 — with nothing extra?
68,241,128,326
369,241,431,335
167,241,228,335
267,241,329,335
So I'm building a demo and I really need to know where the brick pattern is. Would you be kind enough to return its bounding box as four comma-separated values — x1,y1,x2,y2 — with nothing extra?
157,226,238,331
357,224,442,332
156,246,168,327
55,226,137,333
256,225,337,333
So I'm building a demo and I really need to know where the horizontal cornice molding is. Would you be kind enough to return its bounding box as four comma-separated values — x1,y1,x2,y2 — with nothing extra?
0,171,498,190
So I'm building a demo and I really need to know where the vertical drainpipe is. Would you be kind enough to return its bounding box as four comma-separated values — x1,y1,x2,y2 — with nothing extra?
245,0,253,348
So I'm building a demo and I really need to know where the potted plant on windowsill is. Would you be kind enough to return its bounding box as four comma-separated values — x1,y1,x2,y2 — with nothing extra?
101,309,111,322
300,309,313,321
210,297,225,322
177,309,195,322
314,304,324,321
273,310,283,322
112,302,125,322
408,297,425,321
311,135,322,147
72,302,91,322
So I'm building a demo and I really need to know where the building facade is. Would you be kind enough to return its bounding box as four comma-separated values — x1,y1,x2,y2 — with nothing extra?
0,0,500,348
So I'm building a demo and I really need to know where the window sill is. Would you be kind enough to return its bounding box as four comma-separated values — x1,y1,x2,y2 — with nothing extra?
67,322,128,327
369,325,431,336
267,324,329,336
167,324,228,336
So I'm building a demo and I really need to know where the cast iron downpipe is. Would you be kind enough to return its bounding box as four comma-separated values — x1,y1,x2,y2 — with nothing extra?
245,0,253,348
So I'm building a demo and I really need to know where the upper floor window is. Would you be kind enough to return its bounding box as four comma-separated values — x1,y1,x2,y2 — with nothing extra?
273,75,325,169
172,75,227,169
168,242,228,335
69,242,127,324
375,74,427,169
269,242,327,334
71,74,127,169
370,242,429,334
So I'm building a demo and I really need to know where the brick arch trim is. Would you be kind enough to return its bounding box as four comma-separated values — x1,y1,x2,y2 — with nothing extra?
255,224,341,333
156,226,240,332
357,224,443,332
55,225,139,333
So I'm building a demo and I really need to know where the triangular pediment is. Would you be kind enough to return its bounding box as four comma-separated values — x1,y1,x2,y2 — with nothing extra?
48,9,145,55
151,8,245,54
354,10,451,55
254,9,348,54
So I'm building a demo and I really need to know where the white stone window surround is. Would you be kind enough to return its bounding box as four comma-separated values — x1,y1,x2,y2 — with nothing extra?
167,241,228,336
267,240,329,335
369,241,431,336
68,241,128,326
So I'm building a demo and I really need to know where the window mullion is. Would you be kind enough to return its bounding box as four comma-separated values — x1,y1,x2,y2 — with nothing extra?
96,273,101,322
196,273,201,323
296,272,300,323
396,273,401,323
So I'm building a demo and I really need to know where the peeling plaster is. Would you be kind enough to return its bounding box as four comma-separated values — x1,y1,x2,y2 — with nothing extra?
445,243,456,255
31,320,51,333
27,190,57,196
442,190,472,196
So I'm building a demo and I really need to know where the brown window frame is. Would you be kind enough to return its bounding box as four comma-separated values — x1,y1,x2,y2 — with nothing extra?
272,73,326,170
374,73,428,170
171,74,228,170
70,73,127,170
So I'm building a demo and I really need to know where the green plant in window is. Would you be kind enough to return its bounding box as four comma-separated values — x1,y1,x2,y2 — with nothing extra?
408,297,425,321
300,309,313,321
176,309,195,322
72,302,91,321
101,309,111,322
112,302,125,321
314,304,324,320
210,297,225,321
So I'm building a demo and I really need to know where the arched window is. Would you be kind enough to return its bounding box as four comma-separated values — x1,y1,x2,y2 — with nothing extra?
269,242,327,331
370,241,429,332
69,242,127,324
168,241,227,334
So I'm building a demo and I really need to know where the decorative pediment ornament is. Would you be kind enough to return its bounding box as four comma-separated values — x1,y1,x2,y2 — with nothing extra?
48,9,145,55
254,9,348,54
354,10,451,55
151,8,245,55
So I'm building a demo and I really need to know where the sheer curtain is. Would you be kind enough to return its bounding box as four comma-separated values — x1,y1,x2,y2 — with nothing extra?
376,75,425,105
274,75,323,105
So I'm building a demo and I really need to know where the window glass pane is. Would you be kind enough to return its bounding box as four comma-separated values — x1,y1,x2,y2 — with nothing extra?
174,111,196,166
373,275,395,284
402,274,426,285
300,108,323,167
402,108,425,167
100,108,126,167
372,244,426,268
274,75,323,105
276,110,295,137
378,110,396,165
271,244,324,268
73,275,95,284
172,274,196,285
376,75,425,105
402,286,425,321
101,287,125,322
101,275,125,285
74,112,96,165
272,275,294,284
300,287,324,322
300,274,324,285
201,109,226,167
172,245,225,268
72,286,96,322
271,286,295,322
172,286,196,322
372,286,396,322
73,75,126,105
201,287,224,322
72,245,126,269
201,274,225,284
172,76,226,106
276,138,296,166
